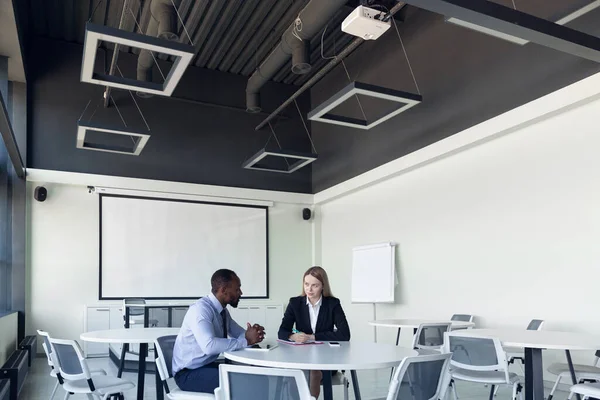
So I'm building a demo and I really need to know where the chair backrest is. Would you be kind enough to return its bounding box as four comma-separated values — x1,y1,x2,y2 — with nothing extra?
594,350,600,367
526,319,544,330
123,298,146,317
37,330,54,367
386,353,452,400
450,314,474,322
444,332,510,383
154,335,177,378
412,323,452,351
217,364,312,400
48,337,93,383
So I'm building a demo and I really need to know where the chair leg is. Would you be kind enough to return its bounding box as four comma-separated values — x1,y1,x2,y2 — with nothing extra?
344,377,349,400
548,375,562,400
512,383,518,400
63,392,70,400
494,385,499,396
49,381,59,400
451,380,459,400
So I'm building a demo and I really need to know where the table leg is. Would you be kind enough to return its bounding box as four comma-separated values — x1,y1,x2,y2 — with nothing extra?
566,350,582,400
524,347,544,400
350,370,362,400
155,349,164,400
137,343,147,400
117,343,127,378
489,385,495,400
390,327,402,380
322,370,333,400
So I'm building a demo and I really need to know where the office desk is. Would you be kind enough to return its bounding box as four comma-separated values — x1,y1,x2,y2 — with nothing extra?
225,341,417,400
452,329,600,400
369,319,475,345
81,328,179,400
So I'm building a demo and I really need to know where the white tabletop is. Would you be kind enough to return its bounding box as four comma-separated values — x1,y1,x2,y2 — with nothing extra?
225,341,417,370
369,319,475,329
451,329,600,350
80,328,180,344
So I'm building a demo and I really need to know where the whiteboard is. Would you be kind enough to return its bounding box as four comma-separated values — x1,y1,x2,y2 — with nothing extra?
351,243,396,303
99,195,268,299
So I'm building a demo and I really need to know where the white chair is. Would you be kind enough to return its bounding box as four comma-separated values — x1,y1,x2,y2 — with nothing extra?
412,323,452,354
373,352,452,400
450,314,474,331
506,319,545,365
305,371,349,400
48,337,135,400
444,332,523,400
122,298,158,327
547,350,600,400
122,298,158,358
215,363,316,400
154,335,215,399
569,382,600,400
37,330,107,400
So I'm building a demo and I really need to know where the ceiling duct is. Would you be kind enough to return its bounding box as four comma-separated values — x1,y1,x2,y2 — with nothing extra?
136,0,181,98
245,0,349,113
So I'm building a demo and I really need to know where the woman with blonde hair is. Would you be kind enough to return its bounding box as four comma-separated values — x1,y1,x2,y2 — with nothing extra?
278,266,350,398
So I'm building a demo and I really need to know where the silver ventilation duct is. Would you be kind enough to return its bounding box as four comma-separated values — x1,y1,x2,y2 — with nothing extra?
245,0,349,113
136,0,181,98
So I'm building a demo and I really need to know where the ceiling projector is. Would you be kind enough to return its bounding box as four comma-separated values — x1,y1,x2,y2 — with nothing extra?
342,5,391,40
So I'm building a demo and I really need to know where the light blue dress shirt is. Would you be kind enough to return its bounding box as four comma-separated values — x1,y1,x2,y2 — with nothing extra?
172,293,248,374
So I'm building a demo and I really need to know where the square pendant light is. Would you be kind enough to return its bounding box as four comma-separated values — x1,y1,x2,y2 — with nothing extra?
308,81,422,130
243,148,317,173
76,121,150,156
81,23,195,97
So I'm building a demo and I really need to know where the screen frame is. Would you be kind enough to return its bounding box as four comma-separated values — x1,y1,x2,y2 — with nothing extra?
98,193,269,300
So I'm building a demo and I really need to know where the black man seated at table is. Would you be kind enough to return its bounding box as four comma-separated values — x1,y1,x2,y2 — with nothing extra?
172,269,265,394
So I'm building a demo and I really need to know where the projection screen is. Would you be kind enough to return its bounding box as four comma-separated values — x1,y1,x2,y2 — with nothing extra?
99,194,268,299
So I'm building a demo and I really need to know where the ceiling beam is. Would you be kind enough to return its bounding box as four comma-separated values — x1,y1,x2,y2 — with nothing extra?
401,0,600,63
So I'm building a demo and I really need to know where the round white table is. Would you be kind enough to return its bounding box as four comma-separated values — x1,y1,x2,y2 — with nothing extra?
225,341,417,400
452,329,600,400
81,328,179,400
369,319,475,345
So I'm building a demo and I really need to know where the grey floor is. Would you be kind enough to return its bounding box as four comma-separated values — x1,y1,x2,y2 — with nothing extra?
21,356,570,400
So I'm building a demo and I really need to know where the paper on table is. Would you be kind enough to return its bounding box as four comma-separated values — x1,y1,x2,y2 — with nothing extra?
277,339,323,345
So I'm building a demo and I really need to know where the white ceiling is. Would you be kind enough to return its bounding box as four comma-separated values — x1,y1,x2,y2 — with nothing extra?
0,0,25,82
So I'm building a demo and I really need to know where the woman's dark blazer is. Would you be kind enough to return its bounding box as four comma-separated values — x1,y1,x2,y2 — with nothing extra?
278,295,351,341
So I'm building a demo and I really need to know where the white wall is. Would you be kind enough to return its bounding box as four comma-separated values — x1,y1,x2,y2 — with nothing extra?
26,182,313,349
318,96,600,379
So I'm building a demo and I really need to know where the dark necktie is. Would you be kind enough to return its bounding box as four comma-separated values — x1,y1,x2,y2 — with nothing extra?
220,310,227,338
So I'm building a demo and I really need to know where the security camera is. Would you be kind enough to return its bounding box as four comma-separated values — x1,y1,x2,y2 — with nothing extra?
87,186,95,194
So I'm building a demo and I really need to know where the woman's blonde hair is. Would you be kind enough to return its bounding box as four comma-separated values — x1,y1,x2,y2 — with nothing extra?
301,266,333,297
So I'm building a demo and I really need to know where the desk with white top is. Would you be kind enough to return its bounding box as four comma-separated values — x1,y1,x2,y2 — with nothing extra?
81,328,179,400
369,319,475,345
225,341,417,400
452,329,600,400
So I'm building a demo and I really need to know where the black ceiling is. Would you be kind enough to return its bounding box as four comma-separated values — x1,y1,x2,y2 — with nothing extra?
20,0,600,194
26,0,365,86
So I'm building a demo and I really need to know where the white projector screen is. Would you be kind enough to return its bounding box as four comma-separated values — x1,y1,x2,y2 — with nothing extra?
99,195,268,299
